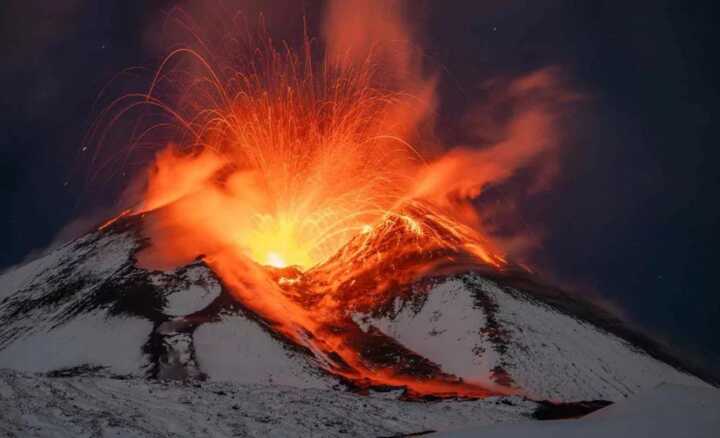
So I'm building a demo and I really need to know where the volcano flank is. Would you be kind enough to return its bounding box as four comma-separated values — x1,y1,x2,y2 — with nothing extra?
0,212,714,403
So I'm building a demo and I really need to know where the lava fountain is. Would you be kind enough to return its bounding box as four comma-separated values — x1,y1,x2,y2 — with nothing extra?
88,2,574,398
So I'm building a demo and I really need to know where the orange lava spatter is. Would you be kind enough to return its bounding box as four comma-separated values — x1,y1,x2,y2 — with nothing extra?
91,3,573,398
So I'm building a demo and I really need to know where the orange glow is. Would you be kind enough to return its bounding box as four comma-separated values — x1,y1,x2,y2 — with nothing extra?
265,252,287,269
97,209,131,231
91,4,573,398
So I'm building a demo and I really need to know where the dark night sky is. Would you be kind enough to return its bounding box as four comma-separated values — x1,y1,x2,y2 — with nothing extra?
1,1,719,367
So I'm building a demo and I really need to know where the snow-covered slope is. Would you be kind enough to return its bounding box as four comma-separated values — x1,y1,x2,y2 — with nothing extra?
0,225,153,376
0,215,714,406
356,275,710,401
0,218,334,388
0,369,536,437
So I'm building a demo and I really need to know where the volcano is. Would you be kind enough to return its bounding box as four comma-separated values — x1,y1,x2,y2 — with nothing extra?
3,2,719,435
1,214,714,404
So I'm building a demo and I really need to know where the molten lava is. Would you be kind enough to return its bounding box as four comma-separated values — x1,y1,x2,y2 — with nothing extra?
89,3,574,398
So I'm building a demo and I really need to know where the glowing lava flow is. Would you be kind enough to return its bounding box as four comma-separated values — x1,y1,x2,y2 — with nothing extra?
89,4,572,398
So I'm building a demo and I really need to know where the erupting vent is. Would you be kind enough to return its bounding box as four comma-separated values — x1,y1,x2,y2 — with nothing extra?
85,4,575,398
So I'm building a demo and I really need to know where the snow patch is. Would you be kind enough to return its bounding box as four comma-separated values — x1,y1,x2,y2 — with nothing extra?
0,312,151,375
356,278,499,385
193,314,335,389
159,265,222,316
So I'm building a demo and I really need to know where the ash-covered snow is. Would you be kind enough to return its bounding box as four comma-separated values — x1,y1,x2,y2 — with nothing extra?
358,274,710,402
0,231,134,302
0,369,536,437
150,264,222,316
353,278,500,385
0,222,341,387
0,229,153,376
